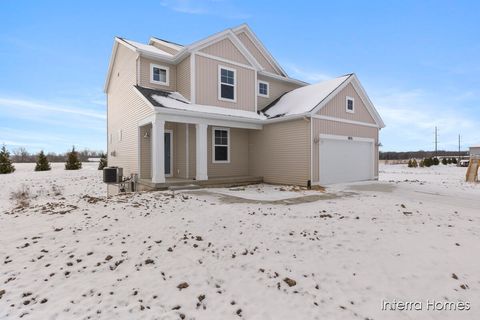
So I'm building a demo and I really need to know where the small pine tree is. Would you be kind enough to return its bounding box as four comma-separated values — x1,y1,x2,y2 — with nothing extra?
65,146,82,170
447,158,452,164
441,158,448,165
0,144,15,174
433,157,440,166
452,157,458,164
412,159,418,168
408,159,413,167
419,160,425,167
424,157,433,167
98,153,107,170
35,150,51,171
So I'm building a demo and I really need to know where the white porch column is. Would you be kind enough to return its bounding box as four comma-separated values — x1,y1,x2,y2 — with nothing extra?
195,123,208,181
152,115,165,183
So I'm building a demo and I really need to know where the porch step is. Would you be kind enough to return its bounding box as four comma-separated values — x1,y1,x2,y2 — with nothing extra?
168,184,202,191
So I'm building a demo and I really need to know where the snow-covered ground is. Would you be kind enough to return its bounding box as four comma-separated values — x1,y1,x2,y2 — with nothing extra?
0,163,479,320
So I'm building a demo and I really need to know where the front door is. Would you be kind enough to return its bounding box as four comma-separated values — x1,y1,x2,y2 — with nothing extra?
164,131,172,176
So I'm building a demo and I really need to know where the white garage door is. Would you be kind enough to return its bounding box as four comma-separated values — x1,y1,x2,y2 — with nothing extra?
319,136,374,185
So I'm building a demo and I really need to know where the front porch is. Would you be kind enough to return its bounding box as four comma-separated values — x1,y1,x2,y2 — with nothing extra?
137,175,263,191
138,113,262,189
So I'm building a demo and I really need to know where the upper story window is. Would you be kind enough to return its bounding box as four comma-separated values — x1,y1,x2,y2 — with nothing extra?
258,81,269,98
218,66,236,102
346,96,355,113
212,127,230,163
150,63,169,86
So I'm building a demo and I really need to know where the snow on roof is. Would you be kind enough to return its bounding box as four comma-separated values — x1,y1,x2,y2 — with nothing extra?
470,145,480,148
135,86,266,121
263,75,351,118
122,39,174,57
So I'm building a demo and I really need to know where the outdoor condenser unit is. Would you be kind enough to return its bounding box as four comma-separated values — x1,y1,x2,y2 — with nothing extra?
103,167,117,183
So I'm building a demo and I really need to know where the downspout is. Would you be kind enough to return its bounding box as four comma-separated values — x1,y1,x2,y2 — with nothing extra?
136,54,140,85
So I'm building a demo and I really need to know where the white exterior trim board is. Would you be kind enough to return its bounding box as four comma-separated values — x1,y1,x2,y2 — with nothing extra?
195,51,256,70
311,114,379,128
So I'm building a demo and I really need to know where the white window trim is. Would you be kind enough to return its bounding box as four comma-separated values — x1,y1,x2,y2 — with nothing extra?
150,63,170,86
218,65,236,103
212,127,230,164
258,80,269,98
346,96,355,113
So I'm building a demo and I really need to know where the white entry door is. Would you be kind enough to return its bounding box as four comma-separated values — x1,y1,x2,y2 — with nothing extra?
319,135,374,185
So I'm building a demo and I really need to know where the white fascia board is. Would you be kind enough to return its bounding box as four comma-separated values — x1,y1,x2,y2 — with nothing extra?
308,74,385,129
226,30,263,70
155,108,263,130
350,74,386,128
232,24,288,77
308,75,353,115
258,70,308,86
312,114,380,128
149,37,184,51
189,31,261,71
103,40,119,93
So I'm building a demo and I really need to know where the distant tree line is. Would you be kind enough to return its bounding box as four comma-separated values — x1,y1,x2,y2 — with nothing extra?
10,147,105,163
380,150,469,160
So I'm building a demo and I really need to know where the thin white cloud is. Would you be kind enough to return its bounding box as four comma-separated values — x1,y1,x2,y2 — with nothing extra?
372,88,477,151
160,0,250,19
0,97,105,119
284,64,332,83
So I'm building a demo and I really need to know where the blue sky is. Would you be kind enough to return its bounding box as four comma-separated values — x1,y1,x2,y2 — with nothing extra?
0,0,478,153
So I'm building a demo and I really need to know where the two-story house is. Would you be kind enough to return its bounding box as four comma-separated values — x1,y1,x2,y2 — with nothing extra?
104,24,385,189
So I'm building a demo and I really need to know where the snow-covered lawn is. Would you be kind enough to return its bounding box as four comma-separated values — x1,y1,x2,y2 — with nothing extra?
0,163,479,320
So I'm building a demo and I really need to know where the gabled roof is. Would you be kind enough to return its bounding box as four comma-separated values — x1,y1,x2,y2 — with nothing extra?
262,74,385,128
105,24,304,92
122,38,174,57
263,75,351,118
149,37,184,51
232,24,287,77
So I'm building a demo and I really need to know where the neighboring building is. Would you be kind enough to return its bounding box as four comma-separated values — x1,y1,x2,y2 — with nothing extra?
104,24,385,188
470,145,480,157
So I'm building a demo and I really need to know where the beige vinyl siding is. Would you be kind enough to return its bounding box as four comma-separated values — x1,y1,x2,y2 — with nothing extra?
139,124,152,179
200,38,251,66
150,41,181,55
207,127,249,178
195,55,255,112
257,75,303,110
139,57,176,91
317,83,376,124
248,119,310,186
236,31,279,75
312,118,379,182
176,56,191,101
107,44,154,177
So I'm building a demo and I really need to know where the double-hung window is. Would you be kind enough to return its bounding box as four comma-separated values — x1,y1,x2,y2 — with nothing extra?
218,66,236,101
346,96,355,113
150,64,169,86
258,80,269,97
212,127,230,163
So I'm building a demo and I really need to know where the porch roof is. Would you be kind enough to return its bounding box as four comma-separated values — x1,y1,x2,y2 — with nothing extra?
135,85,266,121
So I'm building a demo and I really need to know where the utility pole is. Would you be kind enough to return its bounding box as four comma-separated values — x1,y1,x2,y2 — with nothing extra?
458,134,461,166
434,126,438,157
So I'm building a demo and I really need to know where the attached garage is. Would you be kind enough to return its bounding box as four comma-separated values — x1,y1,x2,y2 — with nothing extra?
258,73,385,187
319,135,374,185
